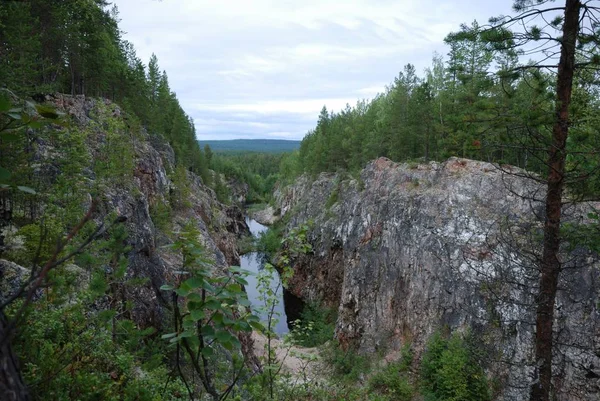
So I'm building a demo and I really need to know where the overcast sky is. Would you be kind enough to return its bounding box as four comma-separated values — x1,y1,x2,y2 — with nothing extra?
114,0,516,141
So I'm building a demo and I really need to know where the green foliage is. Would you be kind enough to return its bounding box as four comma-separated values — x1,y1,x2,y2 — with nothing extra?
160,224,261,399
280,223,313,259
7,216,188,401
289,302,336,347
211,152,284,203
213,172,231,204
91,103,136,184
325,185,340,210
420,332,490,401
368,365,414,400
162,224,260,348
14,301,187,401
322,342,372,382
368,344,415,401
169,165,192,209
6,218,64,266
561,212,600,254
0,2,208,176
149,200,173,233
237,234,256,255
256,226,284,256
0,91,66,195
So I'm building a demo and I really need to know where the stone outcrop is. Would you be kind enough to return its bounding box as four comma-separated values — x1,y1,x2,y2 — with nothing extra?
248,205,279,226
3,94,248,328
275,157,600,400
0,94,257,400
0,260,29,304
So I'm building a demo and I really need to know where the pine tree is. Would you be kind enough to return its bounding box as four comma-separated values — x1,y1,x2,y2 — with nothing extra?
481,1,599,399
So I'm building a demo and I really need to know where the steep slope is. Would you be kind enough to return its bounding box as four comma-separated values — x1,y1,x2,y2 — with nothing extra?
275,157,600,400
1,93,250,342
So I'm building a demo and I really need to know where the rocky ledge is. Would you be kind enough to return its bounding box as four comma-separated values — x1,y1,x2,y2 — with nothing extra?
275,157,600,400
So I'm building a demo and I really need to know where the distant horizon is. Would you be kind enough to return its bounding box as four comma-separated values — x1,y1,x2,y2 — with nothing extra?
115,0,516,141
197,138,300,153
197,135,304,141
198,138,301,142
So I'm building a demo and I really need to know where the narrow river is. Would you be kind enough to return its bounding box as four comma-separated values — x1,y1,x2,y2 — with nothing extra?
241,218,289,336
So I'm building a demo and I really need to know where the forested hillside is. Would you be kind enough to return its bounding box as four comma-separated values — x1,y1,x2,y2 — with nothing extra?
0,0,210,183
198,139,300,154
280,21,600,198
0,2,257,400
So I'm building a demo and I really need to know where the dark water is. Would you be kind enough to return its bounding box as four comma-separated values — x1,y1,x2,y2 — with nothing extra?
241,218,289,335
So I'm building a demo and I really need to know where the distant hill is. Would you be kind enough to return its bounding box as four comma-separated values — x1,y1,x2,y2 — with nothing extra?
198,139,301,153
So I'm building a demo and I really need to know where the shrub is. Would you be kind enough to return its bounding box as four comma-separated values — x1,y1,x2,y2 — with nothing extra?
149,200,172,233
420,331,491,401
6,217,65,266
237,234,256,255
256,226,283,256
14,302,187,401
325,186,339,209
367,343,415,401
289,302,336,347
368,365,414,401
323,342,371,382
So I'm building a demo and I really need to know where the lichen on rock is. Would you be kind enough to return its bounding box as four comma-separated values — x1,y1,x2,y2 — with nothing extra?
276,157,600,400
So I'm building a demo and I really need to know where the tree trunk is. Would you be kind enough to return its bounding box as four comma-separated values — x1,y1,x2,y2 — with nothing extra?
0,311,29,401
530,1,580,400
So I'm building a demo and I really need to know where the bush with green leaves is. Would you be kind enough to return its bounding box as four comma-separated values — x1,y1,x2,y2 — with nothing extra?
289,302,336,347
169,165,193,209
322,342,371,383
420,331,490,401
14,301,187,401
149,200,173,233
90,101,136,185
368,344,415,401
160,223,262,400
8,218,188,401
237,234,256,255
5,218,64,266
256,226,283,256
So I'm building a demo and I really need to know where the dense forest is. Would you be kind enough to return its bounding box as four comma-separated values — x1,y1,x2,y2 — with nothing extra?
198,139,300,154
0,0,211,182
279,20,600,198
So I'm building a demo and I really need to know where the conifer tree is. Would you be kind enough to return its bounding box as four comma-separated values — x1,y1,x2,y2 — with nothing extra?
480,1,599,399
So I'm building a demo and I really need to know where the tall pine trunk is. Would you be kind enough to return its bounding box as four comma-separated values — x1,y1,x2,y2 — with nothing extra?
0,311,29,401
530,1,580,400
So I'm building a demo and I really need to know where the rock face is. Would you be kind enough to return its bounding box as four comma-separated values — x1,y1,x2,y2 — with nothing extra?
3,94,248,328
0,260,29,304
275,157,600,400
0,94,258,400
248,205,279,226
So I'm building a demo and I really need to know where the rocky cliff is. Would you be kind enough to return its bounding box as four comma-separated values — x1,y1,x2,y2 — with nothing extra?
2,94,248,327
275,157,600,400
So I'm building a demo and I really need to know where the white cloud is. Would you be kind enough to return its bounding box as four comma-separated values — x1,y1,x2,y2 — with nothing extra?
113,0,516,140
194,98,355,115
355,85,386,97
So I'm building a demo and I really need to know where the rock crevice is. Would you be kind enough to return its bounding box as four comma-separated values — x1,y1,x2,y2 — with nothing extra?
276,157,600,400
